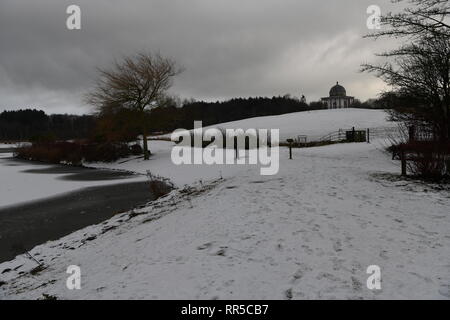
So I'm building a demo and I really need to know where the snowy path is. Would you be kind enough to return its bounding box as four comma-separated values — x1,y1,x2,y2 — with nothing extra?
0,141,449,299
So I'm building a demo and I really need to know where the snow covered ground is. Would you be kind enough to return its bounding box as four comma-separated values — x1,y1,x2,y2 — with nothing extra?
160,108,396,142
89,108,396,187
1,139,449,299
0,109,448,299
88,140,248,186
1,109,394,203
0,142,30,149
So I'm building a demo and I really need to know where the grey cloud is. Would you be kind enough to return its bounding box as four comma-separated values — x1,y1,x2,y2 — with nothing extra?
0,0,397,114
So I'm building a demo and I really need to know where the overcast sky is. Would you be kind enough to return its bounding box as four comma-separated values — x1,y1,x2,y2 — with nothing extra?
0,0,400,115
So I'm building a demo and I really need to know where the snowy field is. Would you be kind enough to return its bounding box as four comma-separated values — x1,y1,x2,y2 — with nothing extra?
0,109,448,299
1,139,449,299
88,140,248,186
161,108,396,142
90,108,396,187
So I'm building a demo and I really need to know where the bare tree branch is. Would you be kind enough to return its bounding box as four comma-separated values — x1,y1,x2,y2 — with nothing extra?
86,51,183,159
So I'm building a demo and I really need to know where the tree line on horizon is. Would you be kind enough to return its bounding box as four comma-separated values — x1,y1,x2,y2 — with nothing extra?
0,96,379,142
0,109,94,141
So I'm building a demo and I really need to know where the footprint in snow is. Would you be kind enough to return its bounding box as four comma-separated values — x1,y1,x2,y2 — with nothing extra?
291,263,312,284
284,288,293,300
196,242,213,250
351,276,363,291
214,248,227,256
438,285,450,298
333,240,343,252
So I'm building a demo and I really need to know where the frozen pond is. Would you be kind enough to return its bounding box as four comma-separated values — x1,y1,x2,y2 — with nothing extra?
0,149,153,263
0,150,146,208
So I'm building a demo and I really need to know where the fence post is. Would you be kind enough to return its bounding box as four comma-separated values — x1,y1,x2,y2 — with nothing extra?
401,150,407,176
367,128,370,143
287,139,293,160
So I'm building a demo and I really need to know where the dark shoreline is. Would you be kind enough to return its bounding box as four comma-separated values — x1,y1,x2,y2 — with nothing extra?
0,181,154,263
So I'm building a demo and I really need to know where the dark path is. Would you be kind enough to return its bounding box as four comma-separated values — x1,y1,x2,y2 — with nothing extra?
0,181,154,263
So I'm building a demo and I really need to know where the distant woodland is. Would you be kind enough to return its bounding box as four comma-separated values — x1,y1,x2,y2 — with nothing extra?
0,96,378,141
0,109,94,141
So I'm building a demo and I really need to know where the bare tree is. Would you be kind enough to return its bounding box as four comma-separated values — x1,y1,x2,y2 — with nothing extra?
366,0,449,40
362,0,450,141
87,52,183,159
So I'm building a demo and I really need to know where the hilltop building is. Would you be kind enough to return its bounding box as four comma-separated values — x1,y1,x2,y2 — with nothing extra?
321,82,354,109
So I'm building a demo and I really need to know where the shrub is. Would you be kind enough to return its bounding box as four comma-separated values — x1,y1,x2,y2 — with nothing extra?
387,124,450,180
402,141,450,180
146,171,174,198
130,144,143,155
82,142,131,162
16,142,81,164
16,141,138,164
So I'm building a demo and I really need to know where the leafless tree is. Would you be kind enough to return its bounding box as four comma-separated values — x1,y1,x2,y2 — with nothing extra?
87,52,183,159
362,0,450,141
366,0,449,40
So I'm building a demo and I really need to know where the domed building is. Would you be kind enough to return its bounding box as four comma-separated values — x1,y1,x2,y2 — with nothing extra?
321,82,354,109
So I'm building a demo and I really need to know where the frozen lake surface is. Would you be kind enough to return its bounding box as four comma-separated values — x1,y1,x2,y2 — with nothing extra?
0,150,153,263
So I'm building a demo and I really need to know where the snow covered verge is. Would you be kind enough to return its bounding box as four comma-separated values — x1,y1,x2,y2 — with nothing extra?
1,140,449,299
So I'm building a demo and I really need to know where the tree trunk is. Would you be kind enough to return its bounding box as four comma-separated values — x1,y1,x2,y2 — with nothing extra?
142,126,150,160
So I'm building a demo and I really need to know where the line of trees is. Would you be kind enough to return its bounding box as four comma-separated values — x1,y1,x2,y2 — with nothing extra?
152,96,326,131
1,96,387,143
0,96,324,143
0,109,94,141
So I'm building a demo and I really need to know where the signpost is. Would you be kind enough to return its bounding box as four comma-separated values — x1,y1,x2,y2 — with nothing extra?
287,139,294,160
